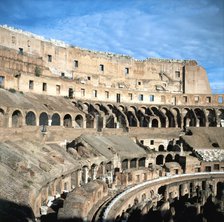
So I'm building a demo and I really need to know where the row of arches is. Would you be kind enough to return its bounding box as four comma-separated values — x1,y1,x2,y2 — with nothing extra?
10,109,84,128
76,101,224,129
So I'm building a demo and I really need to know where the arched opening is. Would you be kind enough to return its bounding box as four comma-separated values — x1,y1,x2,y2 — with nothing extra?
139,157,146,167
91,164,97,180
167,144,174,151
39,112,48,126
137,109,149,127
75,115,84,128
206,109,216,127
156,155,164,165
172,108,181,128
183,109,196,128
51,113,60,126
63,114,72,128
158,145,165,151
175,154,180,162
162,108,175,127
165,154,173,162
127,111,137,127
194,108,206,127
0,108,5,127
216,182,224,200
130,158,137,168
25,111,36,126
151,107,166,127
86,114,94,128
158,185,166,198
122,159,129,170
152,119,158,128
12,110,23,127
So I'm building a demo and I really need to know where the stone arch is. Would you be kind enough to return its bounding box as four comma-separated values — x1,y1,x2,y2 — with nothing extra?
171,107,182,128
158,145,165,151
39,112,48,126
165,154,173,162
183,108,196,128
75,114,84,128
156,155,164,165
0,108,5,127
118,105,125,112
151,106,166,127
63,114,72,128
12,110,23,127
90,163,98,180
194,108,206,127
161,107,175,127
137,109,149,127
51,113,61,126
25,111,36,126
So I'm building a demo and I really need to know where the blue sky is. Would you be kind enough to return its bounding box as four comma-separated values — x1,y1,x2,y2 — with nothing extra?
0,0,223,94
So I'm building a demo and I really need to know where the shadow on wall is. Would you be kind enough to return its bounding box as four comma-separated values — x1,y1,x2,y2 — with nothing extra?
0,199,35,222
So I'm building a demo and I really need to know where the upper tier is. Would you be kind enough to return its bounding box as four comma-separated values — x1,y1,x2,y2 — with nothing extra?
0,25,212,102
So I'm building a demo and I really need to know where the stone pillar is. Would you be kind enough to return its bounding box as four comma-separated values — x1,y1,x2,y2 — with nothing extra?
92,166,98,180
103,116,106,128
196,119,200,127
8,115,12,128
48,119,52,126
76,169,82,187
83,167,89,184
83,119,87,128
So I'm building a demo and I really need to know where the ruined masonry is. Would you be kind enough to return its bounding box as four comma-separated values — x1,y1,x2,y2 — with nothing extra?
0,25,223,222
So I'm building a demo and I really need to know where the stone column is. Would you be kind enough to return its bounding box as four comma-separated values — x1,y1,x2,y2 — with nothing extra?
92,166,98,180
48,119,52,126
83,167,89,184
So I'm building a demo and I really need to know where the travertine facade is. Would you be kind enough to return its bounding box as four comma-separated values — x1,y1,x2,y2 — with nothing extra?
0,25,223,222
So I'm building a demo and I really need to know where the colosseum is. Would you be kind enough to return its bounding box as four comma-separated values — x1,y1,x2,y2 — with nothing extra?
0,25,223,222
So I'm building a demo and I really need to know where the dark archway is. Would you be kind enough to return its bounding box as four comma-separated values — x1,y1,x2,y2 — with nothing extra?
39,112,48,126
122,159,129,170
194,108,206,127
25,111,36,126
139,157,146,167
127,111,137,127
52,113,60,126
207,109,216,127
156,155,164,165
0,108,5,127
152,119,159,128
130,158,137,168
75,115,84,128
165,154,173,162
63,114,72,128
12,110,23,127
158,145,165,151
